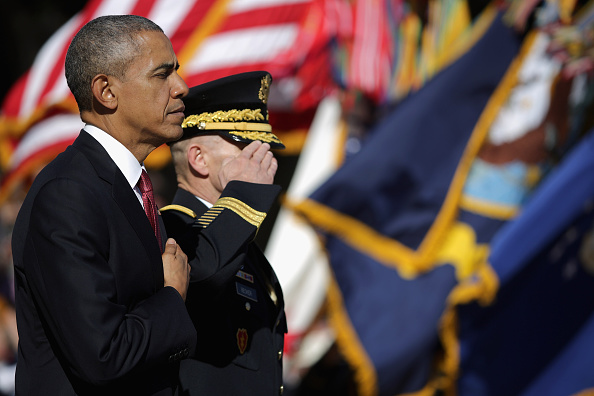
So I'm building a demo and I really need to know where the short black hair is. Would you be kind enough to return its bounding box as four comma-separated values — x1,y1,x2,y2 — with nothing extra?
65,15,164,112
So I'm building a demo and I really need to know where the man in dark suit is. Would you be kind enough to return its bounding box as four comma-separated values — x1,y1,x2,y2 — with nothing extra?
161,71,287,395
11,15,196,395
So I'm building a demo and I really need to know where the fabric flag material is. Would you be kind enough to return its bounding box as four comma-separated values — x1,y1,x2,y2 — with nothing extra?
0,0,329,137
265,96,343,385
293,8,523,396
331,0,476,105
449,127,594,396
0,0,338,203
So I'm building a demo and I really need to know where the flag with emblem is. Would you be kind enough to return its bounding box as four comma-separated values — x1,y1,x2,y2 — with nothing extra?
444,124,594,395
292,9,524,395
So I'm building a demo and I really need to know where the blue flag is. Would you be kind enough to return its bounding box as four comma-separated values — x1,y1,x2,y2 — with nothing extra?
295,9,523,396
455,128,594,396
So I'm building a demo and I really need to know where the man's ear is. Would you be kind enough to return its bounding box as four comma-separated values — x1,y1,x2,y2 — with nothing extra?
187,143,208,177
90,74,118,110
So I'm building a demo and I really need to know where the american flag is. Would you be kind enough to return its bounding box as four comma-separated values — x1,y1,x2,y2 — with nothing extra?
0,0,347,203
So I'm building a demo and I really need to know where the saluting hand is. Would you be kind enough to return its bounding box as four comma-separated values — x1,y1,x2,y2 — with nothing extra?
162,238,190,301
219,140,278,186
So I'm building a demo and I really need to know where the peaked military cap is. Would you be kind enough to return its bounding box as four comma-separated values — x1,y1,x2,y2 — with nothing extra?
179,71,285,149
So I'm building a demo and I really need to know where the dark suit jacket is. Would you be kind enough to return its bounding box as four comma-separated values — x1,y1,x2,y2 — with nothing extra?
161,183,287,396
11,131,197,395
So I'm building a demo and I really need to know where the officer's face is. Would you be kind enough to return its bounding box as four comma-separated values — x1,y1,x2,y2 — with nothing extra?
195,134,246,193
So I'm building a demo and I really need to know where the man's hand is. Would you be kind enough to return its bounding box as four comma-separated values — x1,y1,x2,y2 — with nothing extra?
219,140,278,187
162,238,190,301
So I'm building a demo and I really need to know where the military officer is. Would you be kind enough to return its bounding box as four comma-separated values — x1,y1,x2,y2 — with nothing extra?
161,71,287,395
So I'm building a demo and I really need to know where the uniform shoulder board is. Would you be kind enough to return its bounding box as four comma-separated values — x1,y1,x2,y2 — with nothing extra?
159,204,197,218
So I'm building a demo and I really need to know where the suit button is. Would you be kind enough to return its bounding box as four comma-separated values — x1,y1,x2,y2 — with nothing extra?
279,385,284,395
277,350,282,360
245,302,251,311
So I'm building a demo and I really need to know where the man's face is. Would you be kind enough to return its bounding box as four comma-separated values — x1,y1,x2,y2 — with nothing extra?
115,30,188,148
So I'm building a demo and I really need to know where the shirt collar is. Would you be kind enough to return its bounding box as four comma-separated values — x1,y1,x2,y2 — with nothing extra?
196,196,213,209
84,124,143,189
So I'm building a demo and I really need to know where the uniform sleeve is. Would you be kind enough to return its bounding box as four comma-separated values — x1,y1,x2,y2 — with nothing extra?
165,181,281,290
25,178,196,386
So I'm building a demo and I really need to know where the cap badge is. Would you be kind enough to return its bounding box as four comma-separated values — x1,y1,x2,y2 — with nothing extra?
259,75,271,104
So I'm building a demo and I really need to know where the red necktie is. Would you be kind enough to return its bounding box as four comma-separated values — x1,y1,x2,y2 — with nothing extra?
138,170,162,252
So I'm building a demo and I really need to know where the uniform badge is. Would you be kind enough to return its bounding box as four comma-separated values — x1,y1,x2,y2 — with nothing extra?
236,270,254,283
259,75,271,104
236,282,258,301
237,328,248,354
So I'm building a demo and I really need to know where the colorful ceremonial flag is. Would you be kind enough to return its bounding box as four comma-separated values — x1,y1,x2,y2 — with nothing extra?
448,127,594,396
0,0,339,203
0,0,331,138
293,8,524,395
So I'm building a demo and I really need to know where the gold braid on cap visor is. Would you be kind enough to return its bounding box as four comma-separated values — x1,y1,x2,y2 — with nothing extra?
182,109,283,145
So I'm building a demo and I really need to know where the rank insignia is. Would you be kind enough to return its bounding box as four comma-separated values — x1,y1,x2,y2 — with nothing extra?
237,328,248,354
259,74,271,104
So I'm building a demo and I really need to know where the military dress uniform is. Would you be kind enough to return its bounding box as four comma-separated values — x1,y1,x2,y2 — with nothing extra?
161,71,287,395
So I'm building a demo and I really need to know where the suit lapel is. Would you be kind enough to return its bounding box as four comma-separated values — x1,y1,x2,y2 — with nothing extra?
73,131,164,290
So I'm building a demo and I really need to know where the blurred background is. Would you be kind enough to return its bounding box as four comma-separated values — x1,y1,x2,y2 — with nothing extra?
1,1,594,395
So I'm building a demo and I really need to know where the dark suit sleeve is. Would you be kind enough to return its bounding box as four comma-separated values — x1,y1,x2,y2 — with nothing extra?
25,178,195,386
